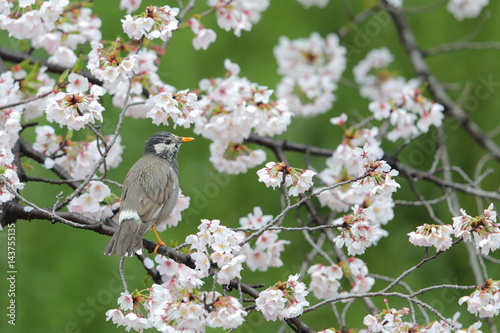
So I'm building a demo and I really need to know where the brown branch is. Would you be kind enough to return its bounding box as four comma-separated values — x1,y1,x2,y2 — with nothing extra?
0,46,102,85
248,134,500,200
0,200,314,332
18,137,81,190
385,4,500,161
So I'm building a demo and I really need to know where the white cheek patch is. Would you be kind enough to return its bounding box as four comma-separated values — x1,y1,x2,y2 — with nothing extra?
154,142,173,154
119,210,141,223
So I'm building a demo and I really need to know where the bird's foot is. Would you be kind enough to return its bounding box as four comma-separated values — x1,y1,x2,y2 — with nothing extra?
153,241,166,254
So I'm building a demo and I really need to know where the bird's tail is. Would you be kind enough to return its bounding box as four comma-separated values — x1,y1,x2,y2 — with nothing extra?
103,219,143,257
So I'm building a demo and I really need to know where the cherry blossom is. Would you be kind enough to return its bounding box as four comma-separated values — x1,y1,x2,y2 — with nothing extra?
68,181,115,221
447,0,489,21
0,0,68,40
257,161,316,196
332,205,388,255
255,274,310,321
274,33,346,116
459,279,500,318
408,224,454,252
208,0,269,36
296,0,330,8
453,204,500,255
45,74,106,130
187,18,217,50
122,5,179,41
209,141,267,174
238,207,289,271
145,89,202,128
185,219,245,284
354,48,445,141
308,263,343,299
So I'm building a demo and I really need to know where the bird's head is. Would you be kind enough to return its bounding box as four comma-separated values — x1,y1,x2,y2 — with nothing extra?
144,131,194,162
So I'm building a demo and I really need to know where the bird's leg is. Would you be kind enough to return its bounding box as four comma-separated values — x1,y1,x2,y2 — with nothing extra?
151,226,166,254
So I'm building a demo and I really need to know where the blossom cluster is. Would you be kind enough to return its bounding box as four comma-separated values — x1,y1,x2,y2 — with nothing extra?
447,0,490,21
45,73,106,130
355,48,444,141
122,5,179,41
332,205,389,255
274,33,347,116
187,18,217,50
453,203,499,255
195,59,292,173
68,181,117,221
316,122,397,220
87,39,139,86
308,257,374,300
237,207,289,271
257,161,316,196
208,0,270,37
363,305,470,333
106,284,246,332
186,219,246,285
459,278,500,318
255,274,309,321
408,204,499,255
0,0,68,40
33,125,123,179
0,71,24,203
408,224,454,252
145,89,202,128
33,5,102,67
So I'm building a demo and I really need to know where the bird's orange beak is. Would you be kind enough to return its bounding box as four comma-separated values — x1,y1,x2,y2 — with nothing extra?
179,137,195,143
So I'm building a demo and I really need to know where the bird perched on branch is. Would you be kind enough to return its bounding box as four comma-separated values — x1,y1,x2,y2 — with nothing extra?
104,131,194,257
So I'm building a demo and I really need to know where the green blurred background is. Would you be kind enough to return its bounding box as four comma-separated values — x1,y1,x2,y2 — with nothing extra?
1,0,500,332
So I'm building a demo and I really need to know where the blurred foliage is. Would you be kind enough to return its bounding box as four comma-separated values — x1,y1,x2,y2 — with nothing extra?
1,0,500,332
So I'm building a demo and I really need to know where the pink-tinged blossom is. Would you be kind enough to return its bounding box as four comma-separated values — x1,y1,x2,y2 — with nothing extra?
296,0,330,8
68,181,114,221
453,204,500,255
274,33,346,116
307,263,343,299
0,0,68,40
447,0,489,20
333,206,388,255
210,141,267,174
408,224,454,252
344,257,375,294
117,292,134,311
32,6,101,64
363,307,411,332
121,5,179,41
185,219,245,284
45,75,105,130
32,125,60,153
195,60,292,148
187,18,217,50
459,279,500,318
45,134,123,179
238,207,289,271
354,49,444,140
87,40,138,85
208,0,269,36
0,167,24,203
120,0,142,14
205,293,247,329
145,89,201,128
256,274,309,321
257,161,316,196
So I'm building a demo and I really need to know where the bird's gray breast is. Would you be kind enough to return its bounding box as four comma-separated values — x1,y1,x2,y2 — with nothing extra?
121,154,179,224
